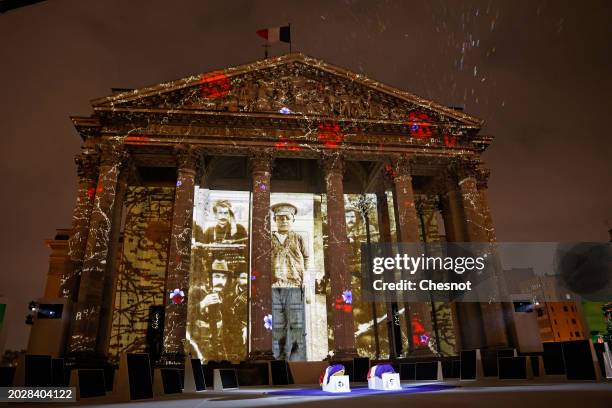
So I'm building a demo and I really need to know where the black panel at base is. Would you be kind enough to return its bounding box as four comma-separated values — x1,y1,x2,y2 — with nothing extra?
127,353,153,400
270,360,290,385
77,369,106,398
460,350,477,380
400,363,416,380
562,340,596,381
415,362,439,380
25,355,52,386
353,357,370,382
543,342,565,375
498,357,527,380
160,368,182,394
219,369,238,389
190,359,206,391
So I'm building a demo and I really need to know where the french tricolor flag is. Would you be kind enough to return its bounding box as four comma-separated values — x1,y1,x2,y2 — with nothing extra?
256,25,291,44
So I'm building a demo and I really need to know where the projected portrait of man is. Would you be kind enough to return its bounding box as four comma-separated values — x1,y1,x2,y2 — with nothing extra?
194,199,247,244
227,269,249,352
198,259,233,355
271,202,309,360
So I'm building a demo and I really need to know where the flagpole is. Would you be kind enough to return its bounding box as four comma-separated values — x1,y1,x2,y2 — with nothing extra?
289,23,292,53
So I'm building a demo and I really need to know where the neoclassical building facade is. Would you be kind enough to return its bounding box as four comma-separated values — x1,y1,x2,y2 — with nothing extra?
52,54,511,365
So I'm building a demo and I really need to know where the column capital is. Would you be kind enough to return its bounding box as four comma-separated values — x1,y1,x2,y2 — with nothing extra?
385,154,414,182
448,157,479,180
175,144,202,172
99,140,128,167
475,166,491,189
319,151,345,175
75,149,99,181
248,148,274,174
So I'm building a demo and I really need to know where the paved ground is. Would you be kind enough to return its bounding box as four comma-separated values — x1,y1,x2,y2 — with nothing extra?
10,380,612,408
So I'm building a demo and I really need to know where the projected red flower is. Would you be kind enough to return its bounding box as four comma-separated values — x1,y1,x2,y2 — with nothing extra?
334,296,353,312
125,135,151,143
275,135,301,151
318,123,344,148
199,71,231,99
408,112,433,138
411,318,429,345
443,133,457,147
87,187,95,200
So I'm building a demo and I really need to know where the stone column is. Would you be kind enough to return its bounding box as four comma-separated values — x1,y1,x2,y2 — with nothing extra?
97,164,130,355
61,148,99,300
455,160,509,349
68,141,127,355
475,167,496,242
321,152,356,359
388,155,432,355
161,145,201,365
248,149,274,360
375,190,400,359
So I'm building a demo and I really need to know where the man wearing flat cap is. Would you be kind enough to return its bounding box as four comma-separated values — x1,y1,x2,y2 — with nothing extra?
271,202,309,360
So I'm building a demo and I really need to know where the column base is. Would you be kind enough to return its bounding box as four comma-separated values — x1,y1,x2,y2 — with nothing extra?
64,352,108,368
332,348,359,360
158,352,186,367
407,347,435,357
247,350,275,361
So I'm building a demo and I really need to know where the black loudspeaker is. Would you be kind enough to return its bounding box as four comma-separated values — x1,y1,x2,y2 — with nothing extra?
145,306,164,364
543,342,565,375
0,366,16,387
25,355,52,386
51,358,66,387
353,357,370,382
460,350,477,380
160,369,182,394
77,369,106,398
498,357,527,380
415,362,439,381
127,353,153,400
400,363,416,380
190,359,206,391
562,340,597,380
270,360,290,385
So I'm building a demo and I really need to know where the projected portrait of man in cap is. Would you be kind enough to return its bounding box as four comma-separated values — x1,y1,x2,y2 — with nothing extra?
271,202,309,360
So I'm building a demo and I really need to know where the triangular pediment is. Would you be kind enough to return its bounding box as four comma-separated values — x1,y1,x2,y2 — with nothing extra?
91,53,482,128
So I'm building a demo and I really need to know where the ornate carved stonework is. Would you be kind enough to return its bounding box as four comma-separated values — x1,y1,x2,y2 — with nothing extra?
320,151,345,175
248,148,274,174
75,149,99,181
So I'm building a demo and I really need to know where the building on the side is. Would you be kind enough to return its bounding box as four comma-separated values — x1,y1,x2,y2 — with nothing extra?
33,53,532,366
519,275,586,342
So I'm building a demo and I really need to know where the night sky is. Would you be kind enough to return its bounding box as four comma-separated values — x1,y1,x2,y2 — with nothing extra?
1,0,610,350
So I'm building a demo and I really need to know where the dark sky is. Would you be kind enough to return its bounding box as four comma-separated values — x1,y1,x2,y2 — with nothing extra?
1,0,610,350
